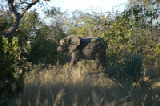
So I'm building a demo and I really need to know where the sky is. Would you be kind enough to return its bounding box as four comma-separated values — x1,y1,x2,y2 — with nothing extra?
34,0,129,25
49,0,129,12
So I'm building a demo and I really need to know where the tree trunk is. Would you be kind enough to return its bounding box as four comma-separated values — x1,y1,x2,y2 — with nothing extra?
4,14,21,38
4,0,39,38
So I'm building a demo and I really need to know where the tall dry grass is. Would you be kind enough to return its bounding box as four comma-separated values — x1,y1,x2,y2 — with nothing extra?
8,61,160,106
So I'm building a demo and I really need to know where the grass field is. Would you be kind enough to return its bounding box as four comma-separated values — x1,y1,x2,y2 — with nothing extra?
8,61,160,106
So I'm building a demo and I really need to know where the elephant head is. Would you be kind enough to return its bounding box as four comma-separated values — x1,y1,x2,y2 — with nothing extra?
57,35,80,53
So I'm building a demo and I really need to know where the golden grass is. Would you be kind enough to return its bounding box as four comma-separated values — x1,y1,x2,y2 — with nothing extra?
9,61,160,106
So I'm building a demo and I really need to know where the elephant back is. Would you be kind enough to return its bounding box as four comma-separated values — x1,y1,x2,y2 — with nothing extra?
80,37,105,59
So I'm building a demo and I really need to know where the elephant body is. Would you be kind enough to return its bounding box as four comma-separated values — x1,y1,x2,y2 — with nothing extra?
57,35,107,69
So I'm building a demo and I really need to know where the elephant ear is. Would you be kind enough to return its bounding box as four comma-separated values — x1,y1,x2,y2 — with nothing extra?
60,37,68,45
60,39,64,45
68,36,80,52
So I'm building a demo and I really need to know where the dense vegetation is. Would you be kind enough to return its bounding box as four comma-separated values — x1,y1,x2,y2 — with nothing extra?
0,0,160,105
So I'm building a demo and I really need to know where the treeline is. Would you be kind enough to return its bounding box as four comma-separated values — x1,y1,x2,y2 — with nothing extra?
0,0,160,105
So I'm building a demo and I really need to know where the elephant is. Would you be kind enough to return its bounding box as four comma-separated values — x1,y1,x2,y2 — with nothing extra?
57,35,108,69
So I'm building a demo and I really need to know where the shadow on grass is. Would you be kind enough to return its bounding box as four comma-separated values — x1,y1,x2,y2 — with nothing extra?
9,80,160,106
8,61,160,106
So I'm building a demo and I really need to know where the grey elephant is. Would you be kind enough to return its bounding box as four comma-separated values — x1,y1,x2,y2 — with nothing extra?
57,35,108,69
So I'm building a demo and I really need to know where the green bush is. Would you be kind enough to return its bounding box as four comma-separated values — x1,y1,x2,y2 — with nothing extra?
29,39,59,64
156,43,160,54
120,53,144,81
108,52,144,82
28,24,65,65
0,36,25,105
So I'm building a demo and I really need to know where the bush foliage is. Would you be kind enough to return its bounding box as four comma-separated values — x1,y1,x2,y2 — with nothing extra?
0,36,25,104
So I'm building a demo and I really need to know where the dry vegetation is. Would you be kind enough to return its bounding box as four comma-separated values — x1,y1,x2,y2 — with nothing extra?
8,60,160,106
1,1,160,106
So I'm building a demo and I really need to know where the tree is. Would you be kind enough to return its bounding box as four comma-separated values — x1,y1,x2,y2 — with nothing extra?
66,10,108,39
27,7,67,64
3,0,39,38
43,7,68,40
128,0,160,5
0,0,40,105
28,24,62,64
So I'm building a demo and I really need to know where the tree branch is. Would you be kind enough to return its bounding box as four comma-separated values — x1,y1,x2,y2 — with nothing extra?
20,0,39,17
4,0,39,38
8,0,17,18
20,0,30,5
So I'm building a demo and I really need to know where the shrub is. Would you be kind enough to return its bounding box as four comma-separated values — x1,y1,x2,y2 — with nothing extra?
29,39,59,64
0,36,25,105
108,52,144,82
120,53,144,82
